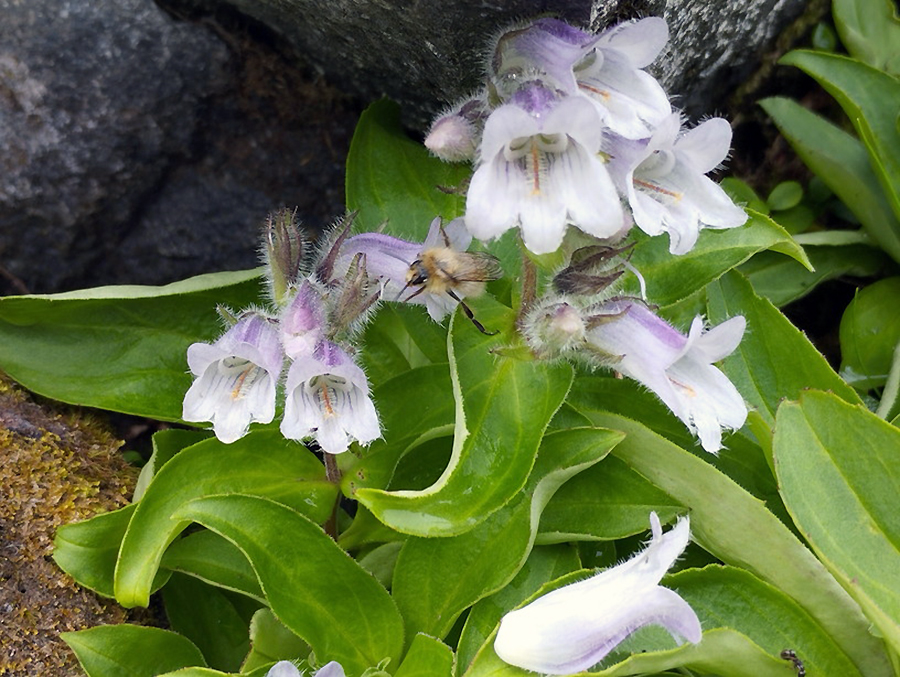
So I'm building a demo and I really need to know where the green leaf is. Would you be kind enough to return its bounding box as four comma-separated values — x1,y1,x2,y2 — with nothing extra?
670,566,863,677
338,364,455,496
760,95,900,263
61,625,206,677
780,51,900,232
766,180,803,211
174,494,405,676
162,573,251,672
161,529,264,602
346,99,470,238
360,304,449,388
53,504,134,598
563,411,892,677
0,269,263,420
740,243,888,307
840,277,900,389
134,429,212,501
833,0,900,75
775,390,900,654
621,211,810,306
391,427,620,640
536,455,683,543
356,300,573,536
394,634,454,677
241,608,309,672
114,431,335,608
457,545,581,674
706,270,861,429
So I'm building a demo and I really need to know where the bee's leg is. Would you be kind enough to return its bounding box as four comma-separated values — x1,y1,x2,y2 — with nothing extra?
448,290,498,335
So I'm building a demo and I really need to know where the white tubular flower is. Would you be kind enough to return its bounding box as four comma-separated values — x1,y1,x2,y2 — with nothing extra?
336,217,476,322
466,84,625,255
281,340,380,455
495,512,701,674
183,312,283,444
586,300,747,452
611,114,748,254
572,17,672,139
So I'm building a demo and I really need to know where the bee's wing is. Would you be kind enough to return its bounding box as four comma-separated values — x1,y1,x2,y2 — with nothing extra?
456,251,503,281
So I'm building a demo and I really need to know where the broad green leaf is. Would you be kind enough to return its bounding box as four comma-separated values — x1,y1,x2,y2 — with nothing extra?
833,0,900,75
114,431,335,608
536,455,683,543
157,668,272,677
621,211,810,306
357,541,404,589
346,99,469,237
241,608,309,672
669,566,862,677
134,429,211,501
162,573,251,672
62,625,206,677
338,505,408,551
760,95,900,262
775,390,900,654
394,634,454,677
781,51,900,230
338,365,454,496
53,504,145,598
740,243,887,307
706,270,861,429
360,304,449,387
357,300,573,536
566,411,892,677
840,277,900,389
161,529,264,602
0,269,263,420
562,375,783,521
174,494,405,676
391,427,620,639
457,545,581,673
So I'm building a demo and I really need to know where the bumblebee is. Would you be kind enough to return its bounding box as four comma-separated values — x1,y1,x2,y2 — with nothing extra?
400,235,502,335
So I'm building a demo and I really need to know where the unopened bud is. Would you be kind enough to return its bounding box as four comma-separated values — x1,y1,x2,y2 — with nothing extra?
264,208,306,304
328,252,381,340
424,96,489,163
523,300,586,357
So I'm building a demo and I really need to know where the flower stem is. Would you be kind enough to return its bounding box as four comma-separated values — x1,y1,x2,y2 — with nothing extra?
323,452,342,540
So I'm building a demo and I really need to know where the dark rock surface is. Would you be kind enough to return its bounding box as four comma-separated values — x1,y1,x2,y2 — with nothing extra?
0,0,355,294
165,0,808,128
0,0,812,295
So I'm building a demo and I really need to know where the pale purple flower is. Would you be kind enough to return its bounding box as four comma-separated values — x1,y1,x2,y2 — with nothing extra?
572,18,672,139
335,217,474,322
586,300,747,452
281,340,380,454
492,17,671,139
183,312,283,444
466,83,625,255
495,512,701,674
265,661,345,677
281,279,327,359
610,114,748,254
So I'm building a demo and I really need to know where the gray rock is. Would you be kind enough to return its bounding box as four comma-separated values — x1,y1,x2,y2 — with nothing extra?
0,0,231,292
169,0,807,128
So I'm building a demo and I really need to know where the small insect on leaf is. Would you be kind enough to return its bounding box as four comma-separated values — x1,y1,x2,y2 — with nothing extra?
780,649,806,677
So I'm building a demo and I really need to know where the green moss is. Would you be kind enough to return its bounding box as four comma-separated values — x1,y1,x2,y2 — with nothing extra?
0,374,141,676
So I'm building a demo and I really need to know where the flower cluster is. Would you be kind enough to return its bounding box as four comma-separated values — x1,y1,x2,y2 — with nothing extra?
182,213,498,453
494,512,701,674
521,246,747,453
426,17,747,256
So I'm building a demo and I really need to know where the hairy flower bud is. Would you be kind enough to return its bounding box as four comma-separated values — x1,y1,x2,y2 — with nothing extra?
264,208,306,304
